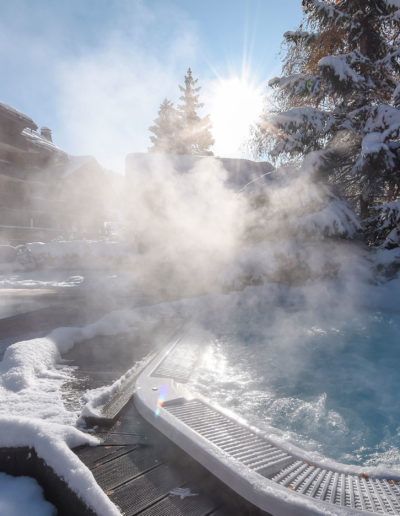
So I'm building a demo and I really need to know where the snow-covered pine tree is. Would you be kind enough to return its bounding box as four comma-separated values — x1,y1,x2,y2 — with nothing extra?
148,98,179,153
177,68,214,155
253,0,400,247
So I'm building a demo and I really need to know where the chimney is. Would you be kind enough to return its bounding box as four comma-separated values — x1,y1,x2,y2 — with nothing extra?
40,126,52,142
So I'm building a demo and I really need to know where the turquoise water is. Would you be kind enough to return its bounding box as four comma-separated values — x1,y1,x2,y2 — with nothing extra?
192,308,400,468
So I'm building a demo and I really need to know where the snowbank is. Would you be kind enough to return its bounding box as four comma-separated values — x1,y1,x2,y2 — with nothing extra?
0,310,167,515
0,472,55,516
0,418,119,516
0,298,187,513
80,353,154,421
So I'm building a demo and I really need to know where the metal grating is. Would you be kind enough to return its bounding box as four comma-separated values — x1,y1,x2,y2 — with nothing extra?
164,399,400,515
151,339,203,383
165,399,294,478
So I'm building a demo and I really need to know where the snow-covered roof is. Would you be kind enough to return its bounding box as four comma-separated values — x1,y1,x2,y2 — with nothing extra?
22,128,65,155
0,101,37,130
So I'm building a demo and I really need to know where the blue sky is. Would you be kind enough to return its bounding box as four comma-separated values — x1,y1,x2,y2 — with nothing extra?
0,0,303,171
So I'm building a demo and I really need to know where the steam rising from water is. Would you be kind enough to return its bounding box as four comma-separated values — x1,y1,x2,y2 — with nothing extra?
125,155,247,294
116,152,400,470
190,303,400,469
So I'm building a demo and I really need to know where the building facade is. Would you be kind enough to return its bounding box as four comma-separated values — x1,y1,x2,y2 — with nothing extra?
0,101,111,244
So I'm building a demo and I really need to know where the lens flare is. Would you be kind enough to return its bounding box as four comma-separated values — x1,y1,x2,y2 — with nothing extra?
155,384,169,417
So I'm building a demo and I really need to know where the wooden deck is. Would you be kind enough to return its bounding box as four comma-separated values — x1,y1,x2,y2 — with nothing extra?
65,332,269,515
75,400,233,515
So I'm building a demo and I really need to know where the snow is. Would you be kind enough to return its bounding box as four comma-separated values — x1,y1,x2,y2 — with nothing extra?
385,0,400,7
0,312,157,515
272,107,332,134
375,200,400,228
307,0,349,21
0,418,119,516
318,54,364,85
362,105,400,146
0,101,37,130
20,240,133,269
80,353,153,421
0,311,150,421
392,83,400,102
269,74,320,97
0,272,84,289
22,128,64,154
364,104,400,133
372,201,400,248
0,472,56,516
362,132,388,155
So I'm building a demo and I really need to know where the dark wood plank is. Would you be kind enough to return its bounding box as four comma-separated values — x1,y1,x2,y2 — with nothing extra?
138,484,218,516
97,432,149,446
92,447,163,491
109,464,186,515
75,444,136,469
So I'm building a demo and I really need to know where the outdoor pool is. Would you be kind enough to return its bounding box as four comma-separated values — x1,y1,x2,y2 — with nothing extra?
191,307,400,470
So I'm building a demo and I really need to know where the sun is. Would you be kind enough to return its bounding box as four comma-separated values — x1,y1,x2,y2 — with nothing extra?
207,75,264,158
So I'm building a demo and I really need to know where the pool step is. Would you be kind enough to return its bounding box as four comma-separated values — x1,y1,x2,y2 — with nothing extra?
165,399,294,477
150,335,206,383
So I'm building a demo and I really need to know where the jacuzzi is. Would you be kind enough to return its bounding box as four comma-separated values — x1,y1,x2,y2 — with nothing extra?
134,319,400,516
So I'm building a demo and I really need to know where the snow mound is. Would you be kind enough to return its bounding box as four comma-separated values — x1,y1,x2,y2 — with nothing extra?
0,472,55,516
0,417,119,516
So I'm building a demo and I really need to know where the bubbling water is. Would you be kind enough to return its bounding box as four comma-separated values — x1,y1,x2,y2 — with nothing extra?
190,308,400,469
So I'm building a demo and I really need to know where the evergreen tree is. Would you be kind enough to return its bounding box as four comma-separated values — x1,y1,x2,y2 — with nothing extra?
253,0,400,247
177,68,214,155
148,98,179,153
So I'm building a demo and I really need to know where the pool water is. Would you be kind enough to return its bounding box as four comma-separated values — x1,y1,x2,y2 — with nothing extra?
191,308,400,468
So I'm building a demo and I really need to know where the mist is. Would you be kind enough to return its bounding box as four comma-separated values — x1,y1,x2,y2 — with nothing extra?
4,6,400,516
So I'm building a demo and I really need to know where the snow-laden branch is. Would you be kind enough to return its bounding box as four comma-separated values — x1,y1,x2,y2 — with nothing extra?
318,53,366,87
269,74,320,97
271,107,333,133
303,0,352,22
384,0,400,8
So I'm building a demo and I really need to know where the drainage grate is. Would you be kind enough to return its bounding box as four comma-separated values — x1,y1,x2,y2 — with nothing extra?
164,399,400,515
151,339,204,383
165,399,294,478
